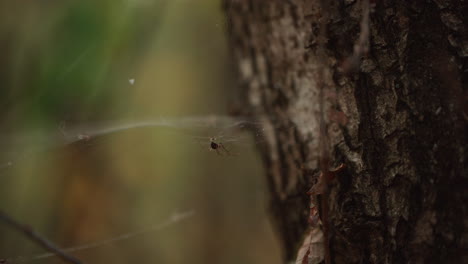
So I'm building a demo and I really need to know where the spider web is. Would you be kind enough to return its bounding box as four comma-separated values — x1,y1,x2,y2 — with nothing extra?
0,115,270,263
0,1,280,263
0,115,268,173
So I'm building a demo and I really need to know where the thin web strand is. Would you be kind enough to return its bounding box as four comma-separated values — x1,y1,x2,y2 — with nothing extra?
0,115,267,172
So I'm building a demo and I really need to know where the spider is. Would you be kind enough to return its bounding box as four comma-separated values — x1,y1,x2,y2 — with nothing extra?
209,137,231,155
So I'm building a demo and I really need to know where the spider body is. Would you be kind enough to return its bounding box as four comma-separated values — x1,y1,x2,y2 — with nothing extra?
210,141,219,150
209,137,230,155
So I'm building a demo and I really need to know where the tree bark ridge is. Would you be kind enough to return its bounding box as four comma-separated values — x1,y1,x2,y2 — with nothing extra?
225,1,467,263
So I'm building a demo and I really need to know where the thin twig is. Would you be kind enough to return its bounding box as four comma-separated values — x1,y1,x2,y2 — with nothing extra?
0,210,82,264
5,210,195,263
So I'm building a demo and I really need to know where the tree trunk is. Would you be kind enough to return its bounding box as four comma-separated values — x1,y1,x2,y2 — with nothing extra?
225,1,467,263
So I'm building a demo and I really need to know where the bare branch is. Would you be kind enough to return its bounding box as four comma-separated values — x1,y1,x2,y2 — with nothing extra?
4,210,195,263
0,210,82,264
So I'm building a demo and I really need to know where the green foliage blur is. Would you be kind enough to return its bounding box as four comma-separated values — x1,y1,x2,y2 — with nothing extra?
0,1,281,263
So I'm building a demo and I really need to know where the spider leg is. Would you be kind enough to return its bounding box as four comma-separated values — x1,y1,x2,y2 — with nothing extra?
219,143,231,155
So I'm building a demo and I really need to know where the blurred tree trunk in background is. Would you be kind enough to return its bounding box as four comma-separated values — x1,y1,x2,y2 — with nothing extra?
225,1,467,263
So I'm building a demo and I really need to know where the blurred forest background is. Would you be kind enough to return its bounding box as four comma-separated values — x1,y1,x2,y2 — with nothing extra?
0,0,281,263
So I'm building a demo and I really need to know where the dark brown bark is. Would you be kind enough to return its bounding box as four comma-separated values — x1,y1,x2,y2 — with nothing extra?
225,0,467,263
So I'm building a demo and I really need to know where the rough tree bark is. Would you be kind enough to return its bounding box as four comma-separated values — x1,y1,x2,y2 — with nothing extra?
225,1,467,263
